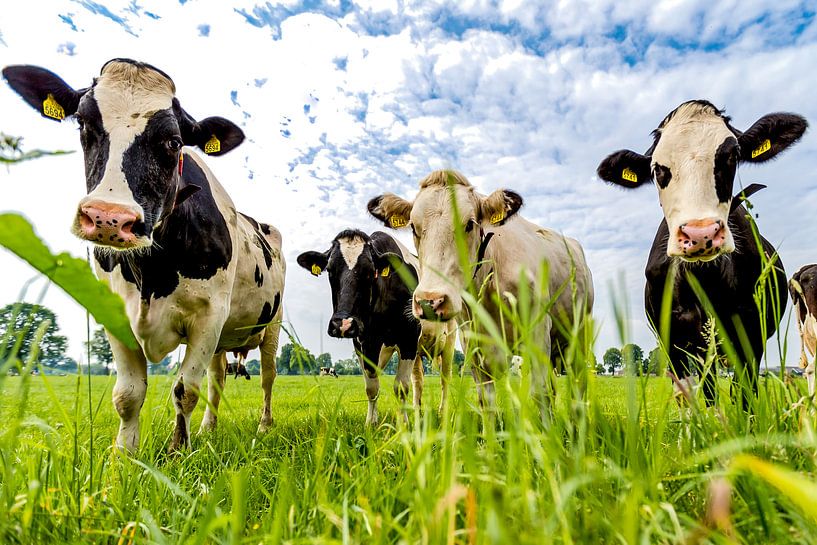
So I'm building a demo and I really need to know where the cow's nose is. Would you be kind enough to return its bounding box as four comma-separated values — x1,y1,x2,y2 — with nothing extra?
676,219,725,255
77,201,141,247
413,292,450,321
328,316,359,338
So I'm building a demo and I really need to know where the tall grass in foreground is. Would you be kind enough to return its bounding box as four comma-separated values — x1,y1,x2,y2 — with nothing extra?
0,200,816,544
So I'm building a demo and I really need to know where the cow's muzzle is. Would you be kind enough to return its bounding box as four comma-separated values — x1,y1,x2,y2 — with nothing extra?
328,315,362,338
413,291,454,322
75,200,148,249
670,218,728,261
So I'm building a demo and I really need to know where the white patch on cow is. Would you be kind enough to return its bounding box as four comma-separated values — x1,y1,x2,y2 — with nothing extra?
339,236,366,269
79,61,175,217
651,102,735,255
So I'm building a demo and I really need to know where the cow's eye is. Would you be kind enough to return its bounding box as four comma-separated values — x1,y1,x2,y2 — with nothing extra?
410,223,419,238
166,137,183,152
465,219,476,233
75,115,85,130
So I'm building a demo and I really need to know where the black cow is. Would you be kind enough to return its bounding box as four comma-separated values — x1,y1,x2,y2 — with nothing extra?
790,264,817,396
3,59,285,451
298,230,455,424
598,100,806,406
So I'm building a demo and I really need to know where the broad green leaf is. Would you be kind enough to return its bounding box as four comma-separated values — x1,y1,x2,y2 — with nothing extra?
0,213,137,349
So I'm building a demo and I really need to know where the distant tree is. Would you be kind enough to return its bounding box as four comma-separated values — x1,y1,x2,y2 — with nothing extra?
645,348,664,376
244,358,261,375
276,343,294,375
384,352,398,375
603,347,622,375
334,357,361,375
621,344,644,374
316,352,332,369
453,349,466,372
277,342,317,375
0,303,68,365
86,327,113,374
595,361,606,375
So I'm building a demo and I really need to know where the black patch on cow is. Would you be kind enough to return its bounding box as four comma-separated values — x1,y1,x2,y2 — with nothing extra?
173,380,185,402
240,213,274,269
713,137,738,203
254,264,264,287
653,163,672,189
790,264,817,323
250,293,280,335
260,223,271,235
121,110,183,235
75,92,110,192
95,159,232,301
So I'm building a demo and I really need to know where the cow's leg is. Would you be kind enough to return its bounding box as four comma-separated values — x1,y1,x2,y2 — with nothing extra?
438,334,454,414
412,355,424,409
358,343,389,426
394,353,414,404
108,332,148,452
529,318,554,426
258,322,280,433
170,324,223,452
200,352,227,433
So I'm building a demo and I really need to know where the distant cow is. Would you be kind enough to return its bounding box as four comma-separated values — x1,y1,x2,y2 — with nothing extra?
3,59,285,451
226,360,252,380
319,366,339,378
298,230,455,424
790,264,817,397
598,100,806,406
368,170,594,421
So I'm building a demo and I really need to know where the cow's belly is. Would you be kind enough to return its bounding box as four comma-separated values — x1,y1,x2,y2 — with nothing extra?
100,265,233,363
804,315,817,361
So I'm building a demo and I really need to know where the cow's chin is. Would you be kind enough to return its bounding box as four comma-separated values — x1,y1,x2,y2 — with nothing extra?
72,225,153,252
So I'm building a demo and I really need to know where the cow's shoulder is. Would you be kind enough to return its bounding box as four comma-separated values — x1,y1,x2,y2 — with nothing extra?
371,230,419,272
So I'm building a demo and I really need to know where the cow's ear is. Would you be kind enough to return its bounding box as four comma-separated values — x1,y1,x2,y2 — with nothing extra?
479,189,522,226
367,194,412,229
2,65,83,122
597,150,652,188
178,104,245,156
372,250,404,278
738,113,808,163
297,250,329,277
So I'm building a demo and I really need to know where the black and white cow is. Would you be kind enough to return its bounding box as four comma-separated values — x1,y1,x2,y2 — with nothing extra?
790,264,817,397
297,230,455,424
3,59,285,451
598,100,806,406
319,366,339,378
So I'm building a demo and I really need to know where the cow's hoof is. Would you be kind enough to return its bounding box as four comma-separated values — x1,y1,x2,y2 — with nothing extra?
257,418,273,434
199,418,217,434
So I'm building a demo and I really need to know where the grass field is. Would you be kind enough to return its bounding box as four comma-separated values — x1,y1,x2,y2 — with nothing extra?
0,370,815,544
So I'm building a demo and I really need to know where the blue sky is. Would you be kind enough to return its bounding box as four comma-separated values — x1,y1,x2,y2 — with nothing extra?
1,0,816,365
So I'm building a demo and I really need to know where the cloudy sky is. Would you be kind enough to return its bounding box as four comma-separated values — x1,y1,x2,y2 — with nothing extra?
1,0,815,366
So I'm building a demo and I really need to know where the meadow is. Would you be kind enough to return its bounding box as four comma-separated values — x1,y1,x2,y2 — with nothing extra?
0,370,815,544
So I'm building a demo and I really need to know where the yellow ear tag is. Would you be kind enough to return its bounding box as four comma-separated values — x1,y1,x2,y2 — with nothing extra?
389,215,407,228
621,167,638,183
42,94,65,120
751,139,771,159
381,265,390,277
203,135,221,154
490,211,505,225
310,264,322,276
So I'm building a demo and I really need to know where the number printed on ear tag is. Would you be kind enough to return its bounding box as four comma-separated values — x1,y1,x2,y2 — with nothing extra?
311,264,322,276
381,265,390,277
204,135,221,154
751,139,771,159
389,215,407,228
43,94,65,120
622,167,638,183
490,211,505,224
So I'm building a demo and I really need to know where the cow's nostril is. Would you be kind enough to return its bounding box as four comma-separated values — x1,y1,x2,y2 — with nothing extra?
79,211,95,231
120,220,135,235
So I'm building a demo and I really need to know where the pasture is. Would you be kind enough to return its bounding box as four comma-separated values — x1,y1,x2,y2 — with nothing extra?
0,371,814,544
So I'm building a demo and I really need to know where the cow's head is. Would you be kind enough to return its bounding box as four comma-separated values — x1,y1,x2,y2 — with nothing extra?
2,59,244,251
790,264,817,320
297,230,407,338
368,170,522,323
598,100,807,261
